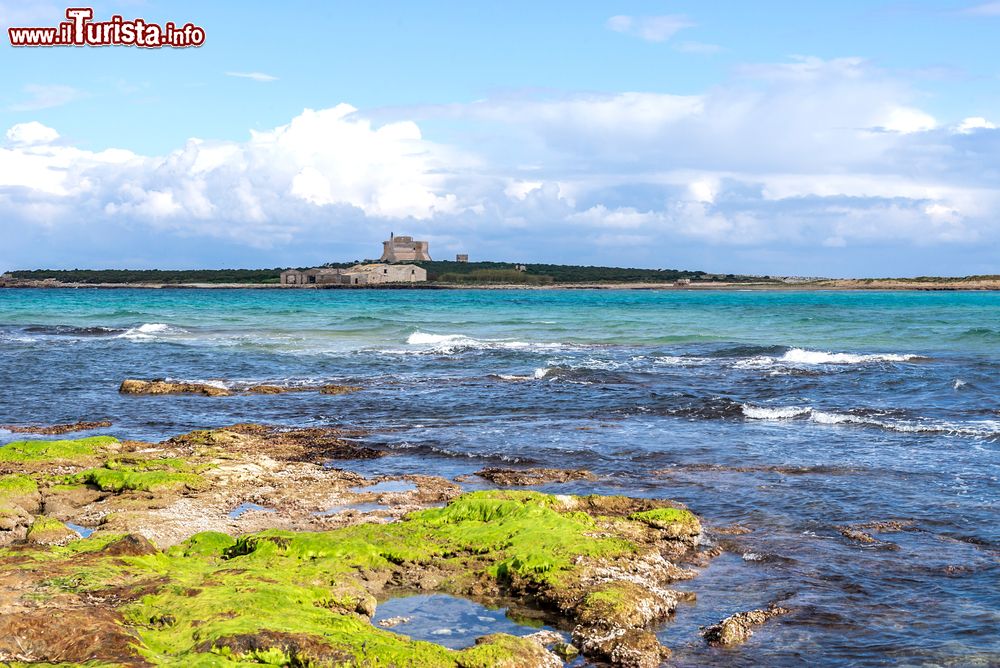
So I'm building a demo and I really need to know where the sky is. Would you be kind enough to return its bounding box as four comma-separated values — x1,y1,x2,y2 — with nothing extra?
1,1,999,277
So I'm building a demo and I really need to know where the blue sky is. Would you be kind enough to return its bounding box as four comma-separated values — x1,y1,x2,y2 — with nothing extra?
1,1,998,276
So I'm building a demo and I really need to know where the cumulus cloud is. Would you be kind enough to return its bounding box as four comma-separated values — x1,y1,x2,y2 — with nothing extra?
2,56,998,275
6,121,59,145
954,116,997,133
606,14,694,42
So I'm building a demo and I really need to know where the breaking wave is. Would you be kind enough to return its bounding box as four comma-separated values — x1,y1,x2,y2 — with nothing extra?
117,323,187,340
736,348,925,369
396,331,567,355
741,404,1000,439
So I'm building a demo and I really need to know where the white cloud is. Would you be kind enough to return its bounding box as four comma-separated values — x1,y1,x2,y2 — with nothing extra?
606,14,694,42
225,71,279,83
6,121,59,145
879,107,937,134
0,104,465,242
7,84,83,112
2,55,997,273
954,116,996,133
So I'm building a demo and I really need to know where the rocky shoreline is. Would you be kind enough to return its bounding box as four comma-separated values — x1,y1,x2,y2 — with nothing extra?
0,423,797,667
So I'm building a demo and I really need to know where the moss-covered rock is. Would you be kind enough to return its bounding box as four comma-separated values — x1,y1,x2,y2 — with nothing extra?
26,515,77,545
0,436,117,463
0,490,704,666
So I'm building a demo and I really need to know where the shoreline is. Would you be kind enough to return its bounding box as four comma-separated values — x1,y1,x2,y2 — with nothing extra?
2,279,999,291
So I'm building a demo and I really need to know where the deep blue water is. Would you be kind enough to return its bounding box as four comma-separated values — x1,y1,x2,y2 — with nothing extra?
1,288,997,666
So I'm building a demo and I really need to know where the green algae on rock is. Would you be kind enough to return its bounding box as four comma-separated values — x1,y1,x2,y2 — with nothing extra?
0,435,118,463
25,515,77,546
0,490,706,667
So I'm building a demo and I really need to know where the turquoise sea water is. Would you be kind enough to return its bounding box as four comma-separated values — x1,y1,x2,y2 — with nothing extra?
1,288,998,666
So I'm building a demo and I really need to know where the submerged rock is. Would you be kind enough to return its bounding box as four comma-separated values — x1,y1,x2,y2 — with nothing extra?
320,384,363,395
469,467,598,486
119,379,230,397
702,603,791,646
120,380,363,397
0,420,112,435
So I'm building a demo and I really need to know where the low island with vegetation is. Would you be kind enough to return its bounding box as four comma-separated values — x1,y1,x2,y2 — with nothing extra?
2,264,998,290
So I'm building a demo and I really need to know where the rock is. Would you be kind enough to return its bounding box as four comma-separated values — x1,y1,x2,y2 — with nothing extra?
0,420,112,435
119,379,230,397
25,516,77,546
319,384,363,395
471,467,598,486
197,630,352,666
526,630,578,660
573,626,668,668
101,534,160,557
0,607,149,666
702,603,790,646
0,489,709,666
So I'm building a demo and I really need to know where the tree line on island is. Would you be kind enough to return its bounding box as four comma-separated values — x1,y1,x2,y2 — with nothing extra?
7,261,769,285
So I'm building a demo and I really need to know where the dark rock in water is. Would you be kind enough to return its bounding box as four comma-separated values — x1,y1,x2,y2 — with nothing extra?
119,379,230,397
120,380,362,397
702,603,791,646
837,519,913,549
1,420,112,435
319,384,363,395
244,384,302,394
471,467,598,486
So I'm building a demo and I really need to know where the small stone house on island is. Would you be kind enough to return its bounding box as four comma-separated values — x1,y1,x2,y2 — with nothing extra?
280,263,426,286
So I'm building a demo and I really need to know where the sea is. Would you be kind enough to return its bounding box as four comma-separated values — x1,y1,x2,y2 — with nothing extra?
0,287,997,667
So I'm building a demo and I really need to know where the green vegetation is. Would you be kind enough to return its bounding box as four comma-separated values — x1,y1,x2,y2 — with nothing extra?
25,515,74,544
0,473,38,501
437,269,554,285
6,268,286,284
416,260,749,283
70,455,208,493
0,436,117,462
8,260,773,285
71,467,205,493
0,490,685,666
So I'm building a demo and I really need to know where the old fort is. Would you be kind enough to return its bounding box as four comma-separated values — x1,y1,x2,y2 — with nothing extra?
280,234,432,286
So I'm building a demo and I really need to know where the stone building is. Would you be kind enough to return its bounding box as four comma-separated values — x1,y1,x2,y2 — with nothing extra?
380,233,431,262
456,254,469,263
280,264,426,286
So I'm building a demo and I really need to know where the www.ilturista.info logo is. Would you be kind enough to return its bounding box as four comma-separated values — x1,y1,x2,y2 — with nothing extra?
8,8,205,48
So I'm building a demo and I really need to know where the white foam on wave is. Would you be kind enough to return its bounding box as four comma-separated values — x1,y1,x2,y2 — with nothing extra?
781,348,920,364
399,331,566,355
736,348,922,369
164,377,231,390
742,404,811,420
118,323,185,340
742,404,999,439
